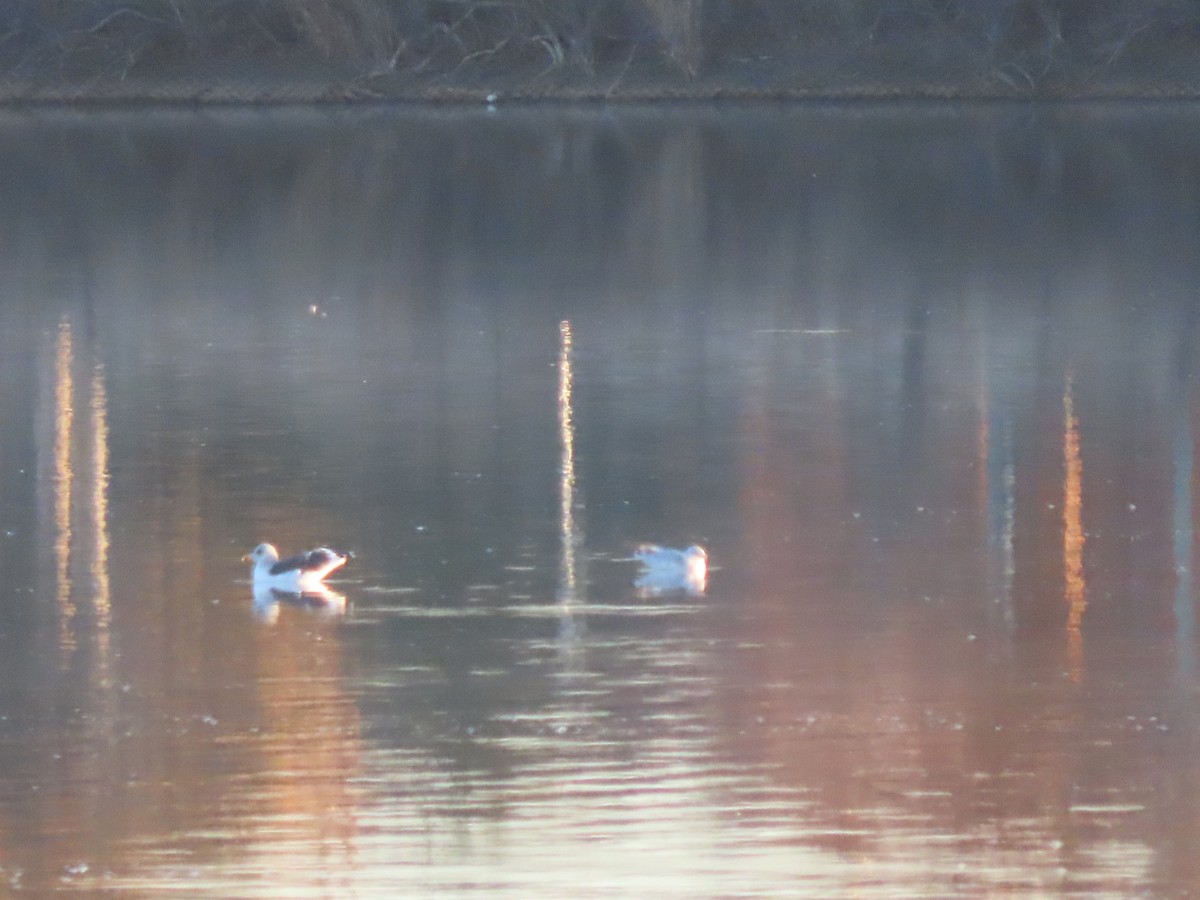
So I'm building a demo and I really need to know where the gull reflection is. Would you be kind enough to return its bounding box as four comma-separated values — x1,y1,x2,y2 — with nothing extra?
252,584,347,623
633,544,708,597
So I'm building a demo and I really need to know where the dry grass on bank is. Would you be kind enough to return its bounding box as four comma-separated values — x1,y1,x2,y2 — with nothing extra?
2,0,1199,101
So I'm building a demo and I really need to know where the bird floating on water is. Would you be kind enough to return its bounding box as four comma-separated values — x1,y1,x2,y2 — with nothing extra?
243,543,349,592
632,544,708,596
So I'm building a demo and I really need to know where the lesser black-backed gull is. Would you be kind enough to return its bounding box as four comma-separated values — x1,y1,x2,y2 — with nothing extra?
243,543,349,592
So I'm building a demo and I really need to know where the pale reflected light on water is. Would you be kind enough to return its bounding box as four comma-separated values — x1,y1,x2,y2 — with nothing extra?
557,319,583,608
1063,372,1086,684
0,104,1199,895
51,319,74,653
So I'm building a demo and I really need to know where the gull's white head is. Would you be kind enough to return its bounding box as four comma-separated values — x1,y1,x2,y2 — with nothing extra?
243,543,280,566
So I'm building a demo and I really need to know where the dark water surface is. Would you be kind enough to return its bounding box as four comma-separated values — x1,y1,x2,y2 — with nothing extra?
2,103,1200,896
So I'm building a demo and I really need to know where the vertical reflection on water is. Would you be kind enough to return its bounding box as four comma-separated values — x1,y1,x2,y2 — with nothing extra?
90,361,111,664
983,364,1016,627
34,313,113,664
250,626,364,875
53,318,75,655
1172,352,1196,681
556,320,584,645
557,320,579,605
1063,372,1086,682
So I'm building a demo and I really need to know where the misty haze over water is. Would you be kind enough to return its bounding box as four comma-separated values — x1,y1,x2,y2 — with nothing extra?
1,102,1200,895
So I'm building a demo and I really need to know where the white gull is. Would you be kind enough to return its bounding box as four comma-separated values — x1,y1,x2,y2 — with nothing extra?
243,542,349,592
632,544,708,595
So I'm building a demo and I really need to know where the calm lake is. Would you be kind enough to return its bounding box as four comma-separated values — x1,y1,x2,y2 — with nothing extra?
1,102,1200,896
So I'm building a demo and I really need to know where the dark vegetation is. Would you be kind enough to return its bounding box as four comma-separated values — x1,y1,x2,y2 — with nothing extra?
2,0,1199,101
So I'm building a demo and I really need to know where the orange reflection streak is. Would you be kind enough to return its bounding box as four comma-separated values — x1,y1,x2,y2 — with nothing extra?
254,624,364,867
90,361,111,652
1063,373,1086,682
54,318,75,655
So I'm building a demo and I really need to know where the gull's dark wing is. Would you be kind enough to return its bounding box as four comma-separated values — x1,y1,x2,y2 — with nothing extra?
269,548,338,576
